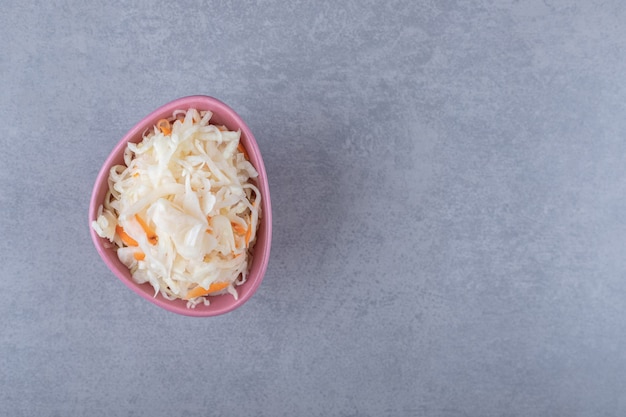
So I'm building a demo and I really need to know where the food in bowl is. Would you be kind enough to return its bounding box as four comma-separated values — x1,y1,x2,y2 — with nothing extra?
91,108,261,308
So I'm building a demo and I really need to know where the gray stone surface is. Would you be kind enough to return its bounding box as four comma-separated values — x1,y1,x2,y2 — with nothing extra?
2,0,626,416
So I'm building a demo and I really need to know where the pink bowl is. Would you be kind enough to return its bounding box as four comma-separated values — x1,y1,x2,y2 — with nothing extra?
89,96,272,316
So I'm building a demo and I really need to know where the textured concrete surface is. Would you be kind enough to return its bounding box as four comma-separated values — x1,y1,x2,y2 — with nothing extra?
3,0,626,416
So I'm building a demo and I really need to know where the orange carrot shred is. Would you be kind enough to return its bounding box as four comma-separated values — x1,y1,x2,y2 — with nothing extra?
116,225,138,247
135,214,158,245
237,143,249,160
157,119,171,135
186,281,230,299
134,252,145,261
231,222,247,235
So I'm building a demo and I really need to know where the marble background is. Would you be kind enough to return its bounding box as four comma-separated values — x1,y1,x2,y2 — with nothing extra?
2,0,626,416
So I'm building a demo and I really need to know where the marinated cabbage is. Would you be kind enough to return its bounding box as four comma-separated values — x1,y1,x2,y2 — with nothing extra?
92,108,261,308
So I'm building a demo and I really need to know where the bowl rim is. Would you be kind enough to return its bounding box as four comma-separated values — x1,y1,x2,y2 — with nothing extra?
89,95,272,317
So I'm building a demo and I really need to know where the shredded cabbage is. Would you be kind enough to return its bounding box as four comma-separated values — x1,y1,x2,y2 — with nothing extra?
92,109,261,308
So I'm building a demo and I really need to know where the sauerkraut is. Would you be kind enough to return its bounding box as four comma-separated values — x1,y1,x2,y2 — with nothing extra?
92,108,261,308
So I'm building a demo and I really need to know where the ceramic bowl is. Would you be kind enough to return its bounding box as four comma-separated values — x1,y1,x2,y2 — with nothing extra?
89,95,272,316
